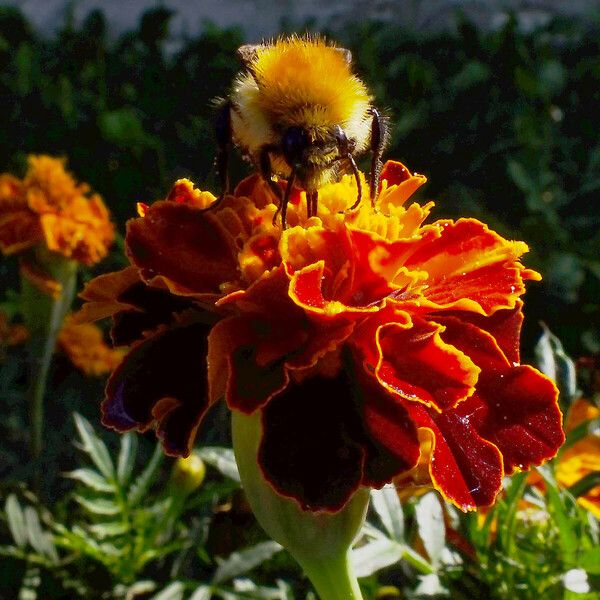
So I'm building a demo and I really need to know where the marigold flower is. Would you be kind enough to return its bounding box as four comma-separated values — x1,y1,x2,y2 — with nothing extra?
0,155,114,265
57,315,125,377
79,160,564,512
536,398,599,517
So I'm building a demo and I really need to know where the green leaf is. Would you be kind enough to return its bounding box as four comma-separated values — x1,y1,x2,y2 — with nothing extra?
73,413,116,481
117,433,137,486
352,538,404,577
198,447,240,482
88,521,129,539
579,547,600,575
5,495,27,548
415,493,445,567
370,486,404,542
24,507,58,562
535,324,578,406
74,495,120,516
538,467,578,567
64,468,114,493
150,582,185,600
127,443,164,506
212,541,282,584
99,107,152,148
563,417,600,451
189,587,212,600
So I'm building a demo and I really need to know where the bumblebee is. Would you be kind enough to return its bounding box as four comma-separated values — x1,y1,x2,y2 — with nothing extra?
210,36,388,228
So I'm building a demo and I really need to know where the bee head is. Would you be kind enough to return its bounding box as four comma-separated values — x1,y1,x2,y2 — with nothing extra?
281,125,355,171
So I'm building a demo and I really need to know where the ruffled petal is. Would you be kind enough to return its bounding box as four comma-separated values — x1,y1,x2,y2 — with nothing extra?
126,201,240,300
374,318,480,411
103,321,211,456
437,316,564,474
406,400,504,510
402,219,534,315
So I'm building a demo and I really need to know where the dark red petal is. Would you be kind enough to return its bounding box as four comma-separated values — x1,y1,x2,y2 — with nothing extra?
357,369,421,487
380,161,413,187
208,315,296,413
437,316,564,473
103,321,211,456
436,302,524,365
126,201,239,297
407,401,504,510
259,373,366,512
375,319,479,411
111,281,196,346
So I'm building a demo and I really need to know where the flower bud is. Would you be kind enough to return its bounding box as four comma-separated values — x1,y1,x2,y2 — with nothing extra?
170,453,206,495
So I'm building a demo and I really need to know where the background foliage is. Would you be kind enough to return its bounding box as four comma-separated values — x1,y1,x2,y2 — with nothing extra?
0,4,599,599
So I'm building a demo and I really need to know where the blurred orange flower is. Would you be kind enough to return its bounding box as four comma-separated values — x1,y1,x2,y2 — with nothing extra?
57,315,125,377
0,155,114,265
555,398,600,517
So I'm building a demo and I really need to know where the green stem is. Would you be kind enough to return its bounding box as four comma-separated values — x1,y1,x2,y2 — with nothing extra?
231,410,367,600
21,250,78,465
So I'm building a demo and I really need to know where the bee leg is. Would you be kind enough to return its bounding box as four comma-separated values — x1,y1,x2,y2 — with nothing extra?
201,100,231,213
307,190,318,219
279,171,296,230
368,107,387,207
346,154,363,211
258,146,286,225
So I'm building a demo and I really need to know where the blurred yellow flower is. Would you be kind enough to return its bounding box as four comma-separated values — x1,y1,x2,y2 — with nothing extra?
57,315,124,377
556,398,600,518
0,155,114,265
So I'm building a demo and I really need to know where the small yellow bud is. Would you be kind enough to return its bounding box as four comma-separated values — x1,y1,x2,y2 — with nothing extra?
170,453,206,494
376,586,402,600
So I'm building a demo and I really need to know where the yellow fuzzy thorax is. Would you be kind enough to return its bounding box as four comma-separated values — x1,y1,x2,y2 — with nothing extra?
250,37,371,128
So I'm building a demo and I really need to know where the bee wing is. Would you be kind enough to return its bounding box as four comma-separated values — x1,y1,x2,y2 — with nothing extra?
333,47,352,64
237,44,261,68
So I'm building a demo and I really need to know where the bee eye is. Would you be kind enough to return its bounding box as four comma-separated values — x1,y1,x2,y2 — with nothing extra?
282,127,310,166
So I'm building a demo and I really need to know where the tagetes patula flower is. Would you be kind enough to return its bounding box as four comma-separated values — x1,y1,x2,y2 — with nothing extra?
57,315,125,377
0,155,114,267
78,160,564,513
554,398,599,517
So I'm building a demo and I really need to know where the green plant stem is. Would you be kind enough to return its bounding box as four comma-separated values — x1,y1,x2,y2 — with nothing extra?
21,251,78,465
231,410,367,600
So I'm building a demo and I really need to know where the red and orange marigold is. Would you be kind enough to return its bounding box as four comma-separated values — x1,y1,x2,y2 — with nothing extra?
78,161,564,512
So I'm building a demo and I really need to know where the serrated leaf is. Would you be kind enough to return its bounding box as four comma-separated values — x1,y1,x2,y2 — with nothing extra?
189,586,212,600
352,538,404,577
213,541,282,584
24,507,58,562
198,447,240,482
127,443,164,506
74,495,120,516
88,521,129,539
535,324,578,406
64,468,114,492
370,486,404,542
150,582,185,600
5,495,27,548
117,433,137,486
74,413,115,480
415,493,445,567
